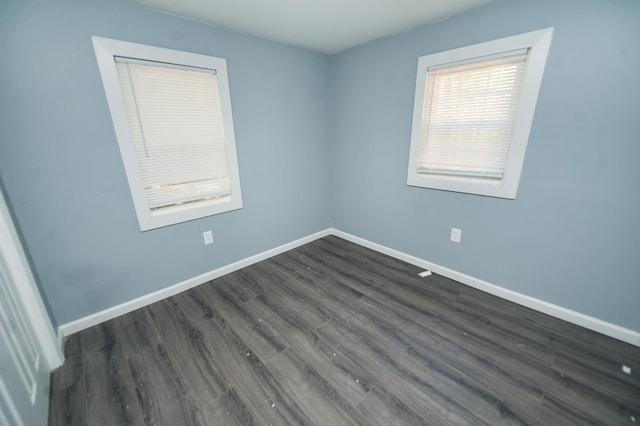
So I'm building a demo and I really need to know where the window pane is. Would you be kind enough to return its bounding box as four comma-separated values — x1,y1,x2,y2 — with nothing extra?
116,60,231,209
417,52,527,179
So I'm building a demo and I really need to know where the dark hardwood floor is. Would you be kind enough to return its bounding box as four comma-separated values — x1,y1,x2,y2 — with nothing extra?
48,236,640,425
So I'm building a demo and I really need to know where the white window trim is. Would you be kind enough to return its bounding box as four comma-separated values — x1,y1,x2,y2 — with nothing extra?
92,36,243,231
407,28,553,199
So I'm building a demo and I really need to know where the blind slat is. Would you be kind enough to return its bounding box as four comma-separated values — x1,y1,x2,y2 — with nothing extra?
417,51,528,179
116,60,232,210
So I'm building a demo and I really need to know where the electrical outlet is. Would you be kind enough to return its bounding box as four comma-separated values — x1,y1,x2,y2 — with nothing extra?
203,230,214,245
450,228,462,243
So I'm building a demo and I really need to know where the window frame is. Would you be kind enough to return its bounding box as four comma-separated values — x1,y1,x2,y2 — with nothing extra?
406,28,553,199
92,36,243,231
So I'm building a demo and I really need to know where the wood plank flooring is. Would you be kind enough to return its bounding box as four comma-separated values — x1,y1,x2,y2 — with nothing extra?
48,236,640,425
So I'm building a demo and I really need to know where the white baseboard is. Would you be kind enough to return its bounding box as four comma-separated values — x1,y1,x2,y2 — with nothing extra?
58,226,640,348
331,228,640,347
58,228,332,338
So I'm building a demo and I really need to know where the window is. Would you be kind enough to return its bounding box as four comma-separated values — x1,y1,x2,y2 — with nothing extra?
407,28,553,199
92,36,243,231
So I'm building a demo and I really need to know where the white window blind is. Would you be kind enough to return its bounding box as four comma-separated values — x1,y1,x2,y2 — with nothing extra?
417,51,529,179
115,58,231,210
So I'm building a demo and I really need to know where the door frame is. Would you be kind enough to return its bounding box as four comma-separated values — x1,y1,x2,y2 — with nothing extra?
0,189,63,370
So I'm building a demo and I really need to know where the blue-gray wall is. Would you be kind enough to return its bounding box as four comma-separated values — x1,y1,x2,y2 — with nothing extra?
2,0,639,333
0,0,331,325
330,0,640,331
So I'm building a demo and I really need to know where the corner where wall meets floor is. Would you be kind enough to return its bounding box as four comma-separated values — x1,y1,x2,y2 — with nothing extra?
58,228,640,350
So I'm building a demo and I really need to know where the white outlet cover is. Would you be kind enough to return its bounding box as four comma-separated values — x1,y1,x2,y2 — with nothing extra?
450,228,462,243
203,230,214,245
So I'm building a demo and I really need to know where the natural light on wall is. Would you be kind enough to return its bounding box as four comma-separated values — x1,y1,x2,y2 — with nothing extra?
407,28,553,199
92,37,243,231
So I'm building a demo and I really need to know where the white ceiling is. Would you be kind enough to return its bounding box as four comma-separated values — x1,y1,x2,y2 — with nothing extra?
125,0,500,54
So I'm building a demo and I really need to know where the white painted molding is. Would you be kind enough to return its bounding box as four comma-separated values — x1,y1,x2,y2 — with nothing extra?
58,228,332,338
59,226,640,348
0,190,64,370
330,228,640,347
92,36,244,231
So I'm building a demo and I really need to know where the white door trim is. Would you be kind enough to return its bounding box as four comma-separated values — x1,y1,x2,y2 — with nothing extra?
0,190,63,370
